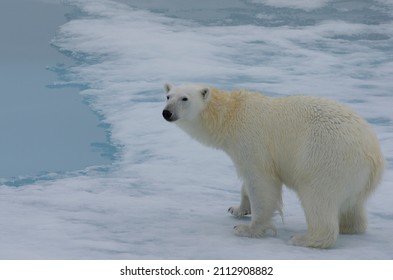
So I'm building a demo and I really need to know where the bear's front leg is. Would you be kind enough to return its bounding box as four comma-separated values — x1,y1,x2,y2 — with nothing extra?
233,175,282,238
228,183,251,217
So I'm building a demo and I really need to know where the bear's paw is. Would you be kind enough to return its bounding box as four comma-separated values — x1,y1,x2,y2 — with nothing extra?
288,234,336,249
233,224,277,238
228,206,250,218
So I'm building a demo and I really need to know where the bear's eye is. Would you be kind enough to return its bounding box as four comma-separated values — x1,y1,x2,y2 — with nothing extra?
166,96,170,100
181,97,188,101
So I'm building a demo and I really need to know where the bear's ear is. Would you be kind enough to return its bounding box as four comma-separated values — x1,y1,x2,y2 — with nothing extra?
200,88,210,101
164,83,172,93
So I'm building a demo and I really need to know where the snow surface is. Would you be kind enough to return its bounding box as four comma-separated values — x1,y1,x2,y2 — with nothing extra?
0,0,392,259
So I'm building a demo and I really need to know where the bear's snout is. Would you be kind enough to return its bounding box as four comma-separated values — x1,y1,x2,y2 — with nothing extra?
162,109,173,122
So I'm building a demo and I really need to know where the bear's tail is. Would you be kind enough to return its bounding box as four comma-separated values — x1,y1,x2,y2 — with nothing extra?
366,150,385,195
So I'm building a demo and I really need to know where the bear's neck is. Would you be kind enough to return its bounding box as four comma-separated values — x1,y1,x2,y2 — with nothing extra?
177,88,242,150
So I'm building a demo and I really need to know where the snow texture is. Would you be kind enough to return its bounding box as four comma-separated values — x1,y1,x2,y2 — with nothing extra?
0,0,392,259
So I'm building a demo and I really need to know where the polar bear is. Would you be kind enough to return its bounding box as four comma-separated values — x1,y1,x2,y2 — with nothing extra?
162,83,384,248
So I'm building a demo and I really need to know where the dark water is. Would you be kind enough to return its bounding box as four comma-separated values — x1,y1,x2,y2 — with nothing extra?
118,0,392,26
0,0,113,179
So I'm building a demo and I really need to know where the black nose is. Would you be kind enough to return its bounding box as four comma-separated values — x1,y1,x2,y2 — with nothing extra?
162,109,172,121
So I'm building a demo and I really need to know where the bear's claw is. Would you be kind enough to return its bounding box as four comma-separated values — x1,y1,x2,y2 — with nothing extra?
234,224,277,238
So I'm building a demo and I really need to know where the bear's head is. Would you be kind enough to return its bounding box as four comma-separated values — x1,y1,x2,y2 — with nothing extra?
162,83,210,122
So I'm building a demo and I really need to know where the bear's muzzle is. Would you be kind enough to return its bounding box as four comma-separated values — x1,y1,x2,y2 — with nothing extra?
162,109,174,122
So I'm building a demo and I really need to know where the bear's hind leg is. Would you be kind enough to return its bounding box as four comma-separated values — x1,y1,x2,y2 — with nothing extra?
228,183,251,217
290,191,339,249
339,197,368,234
